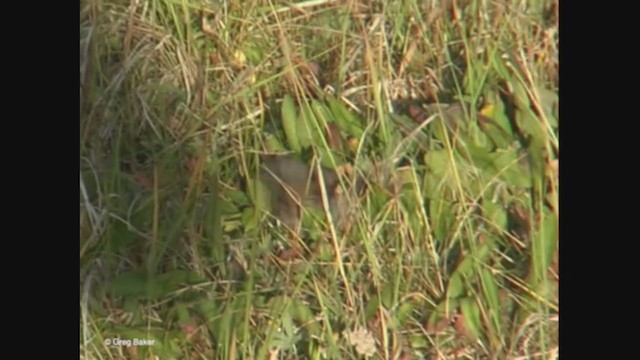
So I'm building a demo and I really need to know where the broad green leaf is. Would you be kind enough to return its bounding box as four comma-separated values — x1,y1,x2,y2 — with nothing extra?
370,187,390,216
292,298,320,334
467,117,493,151
365,295,380,321
480,120,513,150
516,108,546,145
491,149,532,188
479,268,502,339
281,95,301,152
219,197,239,215
409,334,430,349
311,100,334,126
298,103,317,149
106,272,150,298
282,309,295,340
424,149,450,180
447,239,495,300
429,197,454,241
477,98,514,149
327,96,364,138
218,302,235,356
447,272,465,299
460,141,495,170
526,138,547,209
264,133,287,152
196,298,219,320
396,302,415,325
123,297,138,313
510,78,531,110
429,115,451,144
316,146,343,169
480,94,514,138
529,207,558,287
176,303,191,323
107,271,204,300
108,221,137,252
483,199,508,230
245,175,264,231
460,297,482,340
226,190,250,207
536,86,558,128
381,282,395,308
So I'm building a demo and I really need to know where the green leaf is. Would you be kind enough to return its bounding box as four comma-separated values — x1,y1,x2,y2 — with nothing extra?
298,103,316,149
107,271,204,300
106,272,149,298
196,298,220,320
316,146,343,169
479,269,502,339
479,117,513,150
219,197,239,215
282,310,295,339
396,302,415,325
429,197,454,241
447,239,495,299
217,302,235,355
467,117,494,151
327,96,364,138
529,207,558,287
429,115,452,144
461,141,495,170
381,282,395,308
447,272,465,299
516,108,546,145
491,149,532,188
267,297,301,351
365,295,380,321
107,221,137,252
292,298,320,334
176,304,191,323
510,78,531,110
460,297,482,341
226,190,250,207
535,86,558,128
264,133,287,152
311,100,334,126
483,199,508,231
424,149,450,180
281,95,301,152
481,94,514,138
242,207,259,234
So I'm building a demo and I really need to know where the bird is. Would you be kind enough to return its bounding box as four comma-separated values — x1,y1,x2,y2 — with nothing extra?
258,153,359,236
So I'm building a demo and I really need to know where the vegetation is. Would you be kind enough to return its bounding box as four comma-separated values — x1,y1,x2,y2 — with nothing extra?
80,0,558,358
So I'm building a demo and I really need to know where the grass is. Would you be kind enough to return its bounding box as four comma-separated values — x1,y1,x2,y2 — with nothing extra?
80,0,559,359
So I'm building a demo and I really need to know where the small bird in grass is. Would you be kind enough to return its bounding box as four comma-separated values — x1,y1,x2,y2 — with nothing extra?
258,153,360,238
